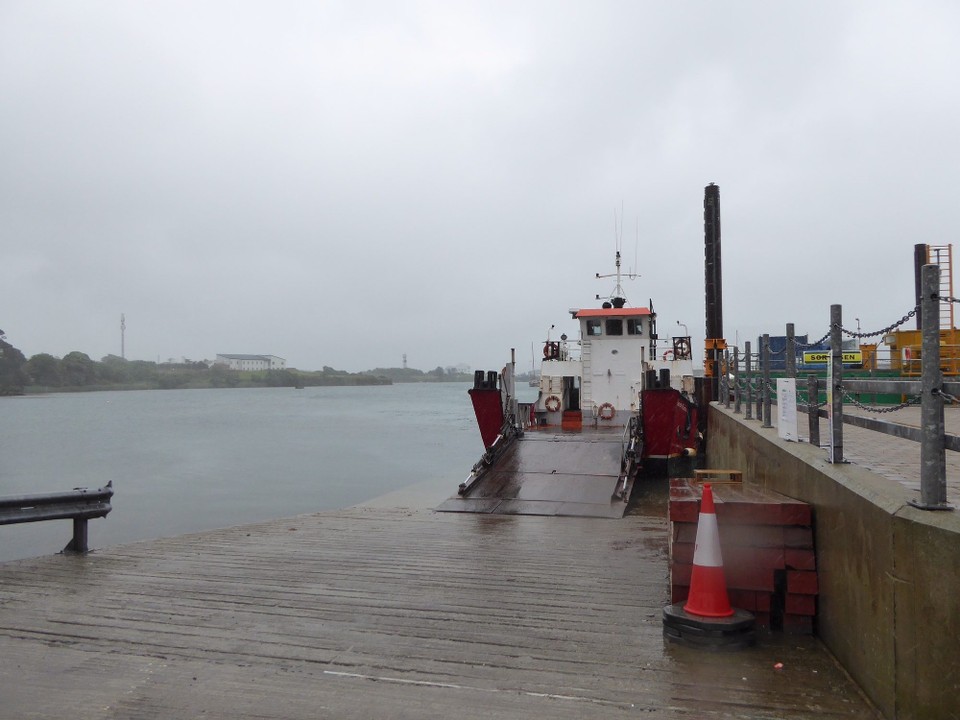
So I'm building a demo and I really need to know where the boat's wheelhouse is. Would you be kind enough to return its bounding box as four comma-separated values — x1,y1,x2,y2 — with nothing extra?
573,306,653,425
535,300,697,427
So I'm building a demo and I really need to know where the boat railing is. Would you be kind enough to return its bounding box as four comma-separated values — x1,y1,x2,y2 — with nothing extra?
541,341,581,363
615,416,641,501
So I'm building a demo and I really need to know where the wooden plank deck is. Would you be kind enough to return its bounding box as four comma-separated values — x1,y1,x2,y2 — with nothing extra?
0,497,879,719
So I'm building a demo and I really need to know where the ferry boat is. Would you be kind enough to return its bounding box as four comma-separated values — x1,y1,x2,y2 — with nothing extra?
438,252,703,518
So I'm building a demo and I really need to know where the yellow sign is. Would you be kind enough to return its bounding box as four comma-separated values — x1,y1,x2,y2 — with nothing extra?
802,351,862,364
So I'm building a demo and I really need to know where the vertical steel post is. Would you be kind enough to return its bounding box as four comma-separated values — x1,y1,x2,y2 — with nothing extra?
786,323,796,378
914,243,928,330
744,341,753,420
704,184,723,401
756,337,763,420
723,350,731,408
66,517,89,553
807,375,820,447
912,264,953,510
733,346,741,414
830,305,844,463
762,334,772,428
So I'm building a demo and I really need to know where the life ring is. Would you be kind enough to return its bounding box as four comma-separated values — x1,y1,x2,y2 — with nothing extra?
663,350,675,361
598,402,616,420
543,342,560,360
544,395,562,412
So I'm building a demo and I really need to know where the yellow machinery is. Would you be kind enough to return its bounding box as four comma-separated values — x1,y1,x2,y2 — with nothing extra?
884,244,959,376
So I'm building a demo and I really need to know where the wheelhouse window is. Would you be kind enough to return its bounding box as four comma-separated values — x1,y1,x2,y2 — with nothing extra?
627,318,644,335
606,319,623,336
586,319,602,336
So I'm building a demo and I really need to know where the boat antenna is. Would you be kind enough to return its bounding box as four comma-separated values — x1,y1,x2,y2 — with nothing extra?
596,209,638,305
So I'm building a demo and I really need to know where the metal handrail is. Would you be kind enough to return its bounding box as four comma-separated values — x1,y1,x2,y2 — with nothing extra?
0,482,114,553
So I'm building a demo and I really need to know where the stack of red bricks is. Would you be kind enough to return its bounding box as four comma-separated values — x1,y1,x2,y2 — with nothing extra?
668,476,818,634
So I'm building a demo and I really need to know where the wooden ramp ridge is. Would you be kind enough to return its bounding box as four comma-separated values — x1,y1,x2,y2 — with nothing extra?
0,504,879,719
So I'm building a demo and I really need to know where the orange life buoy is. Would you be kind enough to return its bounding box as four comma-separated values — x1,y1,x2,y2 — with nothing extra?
543,342,560,360
598,402,616,420
545,395,562,412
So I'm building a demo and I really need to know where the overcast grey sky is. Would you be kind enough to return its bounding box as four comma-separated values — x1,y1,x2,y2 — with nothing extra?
2,1,958,372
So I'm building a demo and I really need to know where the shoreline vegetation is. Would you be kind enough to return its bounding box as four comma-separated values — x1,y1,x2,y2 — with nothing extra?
0,332,479,395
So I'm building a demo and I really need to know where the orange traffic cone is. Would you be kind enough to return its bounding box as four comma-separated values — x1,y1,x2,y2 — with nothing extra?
683,483,734,618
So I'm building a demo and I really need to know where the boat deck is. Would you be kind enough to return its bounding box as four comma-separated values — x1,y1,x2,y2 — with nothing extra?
437,427,631,518
0,489,879,719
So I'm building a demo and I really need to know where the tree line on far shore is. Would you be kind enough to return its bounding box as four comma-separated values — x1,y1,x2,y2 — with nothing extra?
0,331,471,395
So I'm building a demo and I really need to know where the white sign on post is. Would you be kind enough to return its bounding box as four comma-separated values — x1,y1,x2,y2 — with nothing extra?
777,378,798,442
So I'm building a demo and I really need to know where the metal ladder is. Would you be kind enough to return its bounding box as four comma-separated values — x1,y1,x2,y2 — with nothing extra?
927,244,954,329
580,342,592,409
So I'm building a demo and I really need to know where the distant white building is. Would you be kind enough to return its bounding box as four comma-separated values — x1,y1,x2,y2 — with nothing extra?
214,354,286,371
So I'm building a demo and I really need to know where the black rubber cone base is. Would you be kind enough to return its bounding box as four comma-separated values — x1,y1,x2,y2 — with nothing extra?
662,603,756,651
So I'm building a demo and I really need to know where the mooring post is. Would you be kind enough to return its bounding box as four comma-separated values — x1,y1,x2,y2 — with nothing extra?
786,323,796,378
912,264,953,510
762,333,772,428
829,305,844,463
733,346,741,414
744,341,753,420
807,375,820,447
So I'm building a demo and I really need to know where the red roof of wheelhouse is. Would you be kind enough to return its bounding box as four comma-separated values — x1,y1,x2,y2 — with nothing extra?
573,307,652,318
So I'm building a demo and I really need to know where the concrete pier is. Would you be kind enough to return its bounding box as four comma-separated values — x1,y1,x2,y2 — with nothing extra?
0,486,878,719
707,402,960,719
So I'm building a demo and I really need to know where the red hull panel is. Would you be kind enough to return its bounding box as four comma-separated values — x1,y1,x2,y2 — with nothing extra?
469,388,504,450
641,388,699,459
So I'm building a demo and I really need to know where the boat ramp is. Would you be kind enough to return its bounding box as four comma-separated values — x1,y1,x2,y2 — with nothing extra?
0,482,880,719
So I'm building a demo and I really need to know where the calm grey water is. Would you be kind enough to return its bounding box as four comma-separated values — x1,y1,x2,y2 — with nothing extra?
0,383,489,562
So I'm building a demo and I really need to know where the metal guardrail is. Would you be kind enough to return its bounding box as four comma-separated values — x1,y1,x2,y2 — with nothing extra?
718,264,955,512
0,482,114,553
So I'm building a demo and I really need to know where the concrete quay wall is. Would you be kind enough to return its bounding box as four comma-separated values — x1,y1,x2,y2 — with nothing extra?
706,403,960,720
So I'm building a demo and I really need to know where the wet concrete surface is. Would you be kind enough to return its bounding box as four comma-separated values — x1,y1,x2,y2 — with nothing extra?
0,476,881,719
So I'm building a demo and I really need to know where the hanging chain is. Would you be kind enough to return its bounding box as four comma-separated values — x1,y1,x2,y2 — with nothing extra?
797,393,828,409
794,305,920,346
839,306,919,339
795,331,831,349
840,389,921,413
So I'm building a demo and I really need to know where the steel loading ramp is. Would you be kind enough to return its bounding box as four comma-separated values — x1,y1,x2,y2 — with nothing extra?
436,429,631,519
